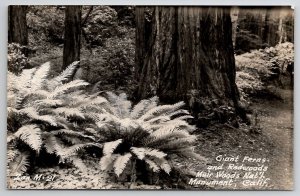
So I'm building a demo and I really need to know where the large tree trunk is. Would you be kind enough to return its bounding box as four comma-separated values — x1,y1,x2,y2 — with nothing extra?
63,6,82,69
8,5,28,55
135,6,243,117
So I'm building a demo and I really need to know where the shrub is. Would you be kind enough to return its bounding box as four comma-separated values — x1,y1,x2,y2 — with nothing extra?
236,71,263,98
7,61,103,176
273,42,294,72
85,92,205,182
235,42,294,100
83,6,119,46
27,6,65,45
80,34,135,95
8,43,29,75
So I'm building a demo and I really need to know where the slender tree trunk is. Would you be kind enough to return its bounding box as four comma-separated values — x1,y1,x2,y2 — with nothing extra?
262,8,278,46
278,16,283,44
135,6,244,118
63,6,82,69
231,7,239,49
8,5,28,56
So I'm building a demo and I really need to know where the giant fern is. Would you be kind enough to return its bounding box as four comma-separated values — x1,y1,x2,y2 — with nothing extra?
7,61,103,175
95,92,205,179
7,62,205,184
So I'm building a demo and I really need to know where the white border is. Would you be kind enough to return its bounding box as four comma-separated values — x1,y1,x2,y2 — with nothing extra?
0,1,298,195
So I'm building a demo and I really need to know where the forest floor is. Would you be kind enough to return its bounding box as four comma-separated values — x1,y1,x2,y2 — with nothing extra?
251,89,293,190
191,88,293,190
8,89,293,190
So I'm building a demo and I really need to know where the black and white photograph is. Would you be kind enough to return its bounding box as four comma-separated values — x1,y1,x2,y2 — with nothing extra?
6,5,294,190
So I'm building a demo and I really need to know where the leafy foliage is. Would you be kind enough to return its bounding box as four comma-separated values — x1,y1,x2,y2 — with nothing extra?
7,149,30,176
80,33,135,95
235,42,294,100
27,6,65,45
27,5,135,96
92,92,205,179
8,43,29,74
7,61,102,175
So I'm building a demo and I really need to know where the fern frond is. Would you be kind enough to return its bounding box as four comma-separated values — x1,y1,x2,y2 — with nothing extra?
81,96,108,107
53,107,85,119
52,61,79,84
55,116,75,129
14,125,42,153
31,62,51,91
175,115,194,120
19,107,57,126
61,143,99,158
7,71,18,91
49,80,89,99
130,96,159,119
158,158,172,174
144,148,167,159
93,113,123,131
157,137,197,151
130,147,166,160
69,156,87,172
8,151,30,176
106,92,132,118
105,91,119,102
144,158,160,173
16,68,36,91
43,134,61,154
26,90,49,98
145,130,192,148
100,155,119,171
147,116,170,124
130,147,146,160
150,120,195,139
138,101,185,121
51,129,95,141
103,139,123,156
7,148,18,162
71,96,108,112
34,99,63,108
166,109,190,118
113,153,132,177
119,118,140,131
148,157,172,174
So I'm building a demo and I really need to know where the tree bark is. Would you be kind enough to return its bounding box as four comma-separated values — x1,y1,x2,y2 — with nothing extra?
135,6,242,115
135,7,153,80
262,8,279,46
63,6,82,69
8,5,28,55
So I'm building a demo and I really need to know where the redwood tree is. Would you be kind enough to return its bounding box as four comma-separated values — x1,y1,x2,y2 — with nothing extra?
135,6,243,116
8,5,28,55
63,6,82,69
